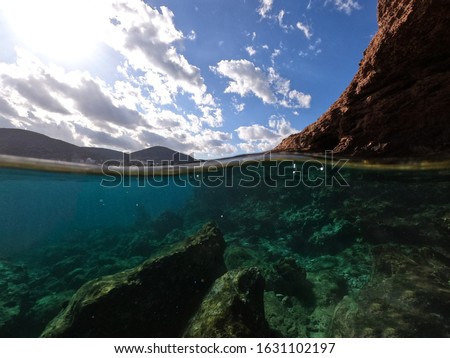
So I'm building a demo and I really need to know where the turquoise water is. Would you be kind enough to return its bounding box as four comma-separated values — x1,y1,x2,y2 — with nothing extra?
0,154,449,337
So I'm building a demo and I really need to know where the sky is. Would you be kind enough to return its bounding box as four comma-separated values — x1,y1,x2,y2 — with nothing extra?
0,0,377,158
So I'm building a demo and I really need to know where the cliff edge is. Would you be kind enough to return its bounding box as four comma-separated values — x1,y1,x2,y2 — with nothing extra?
274,0,450,157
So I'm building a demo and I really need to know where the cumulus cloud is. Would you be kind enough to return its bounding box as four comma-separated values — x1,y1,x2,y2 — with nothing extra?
0,49,233,158
231,97,246,113
104,0,224,138
75,125,142,151
139,129,190,153
0,1,238,158
0,115,14,128
296,21,313,39
107,0,214,107
257,0,273,18
212,59,311,110
236,117,298,152
212,59,276,104
187,30,197,40
0,97,19,117
282,90,312,109
326,0,361,14
236,125,279,141
1,75,70,115
234,103,246,113
246,46,256,56
0,50,145,137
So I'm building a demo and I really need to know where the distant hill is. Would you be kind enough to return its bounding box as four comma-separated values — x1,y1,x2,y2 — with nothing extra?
131,146,194,165
0,128,194,165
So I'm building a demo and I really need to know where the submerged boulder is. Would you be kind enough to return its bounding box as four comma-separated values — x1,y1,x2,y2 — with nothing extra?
269,258,315,307
184,267,272,337
41,222,226,337
330,245,450,337
0,260,29,337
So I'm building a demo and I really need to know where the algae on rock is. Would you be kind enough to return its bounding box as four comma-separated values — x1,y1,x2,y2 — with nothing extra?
184,267,272,338
41,222,226,338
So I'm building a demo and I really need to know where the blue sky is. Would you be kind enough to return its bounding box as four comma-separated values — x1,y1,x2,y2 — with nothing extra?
0,0,377,158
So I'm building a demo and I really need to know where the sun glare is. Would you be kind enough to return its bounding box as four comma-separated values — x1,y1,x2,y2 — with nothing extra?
0,0,110,64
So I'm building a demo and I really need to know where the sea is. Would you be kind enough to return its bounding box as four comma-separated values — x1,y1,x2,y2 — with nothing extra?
0,153,449,337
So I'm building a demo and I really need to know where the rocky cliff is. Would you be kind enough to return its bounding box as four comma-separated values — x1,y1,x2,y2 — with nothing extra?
275,0,450,157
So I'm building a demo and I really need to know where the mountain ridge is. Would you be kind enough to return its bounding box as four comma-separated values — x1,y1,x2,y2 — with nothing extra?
0,128,195,164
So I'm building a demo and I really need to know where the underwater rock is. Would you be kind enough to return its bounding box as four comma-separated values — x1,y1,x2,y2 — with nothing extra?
269,258,315,307
264,291,309,338
50,255,85,278
308,271,348,308
274,0,450,157
224,245,262,270
41,222,226,337
122,231,155,258
183,267,273,338
284,209,358,255
160,228,186,246
24,291,73,337
305,219,358,255
0,260,29,337
330,245,450,337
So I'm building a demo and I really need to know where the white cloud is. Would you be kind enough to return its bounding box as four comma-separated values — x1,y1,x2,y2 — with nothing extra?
212,59,311,109
326,0,361,15
296,21,313,39
299,38,322,57
0,49,234,158
270,67,312,109
257,0,273,18
246,46,256,56
236,117,298,152
236,125,279,141
232,97,246,113
106,0,213,107
270,48,281,65
105,1,226,138
268,116,298,136
277,10,294,31
187,30,197,40
212,59,276,104
0,1,240,158
267,67,289,96
257,2,297,32
282,90,312,109
308,38,322,55
0,50,146,146
234,103,245,113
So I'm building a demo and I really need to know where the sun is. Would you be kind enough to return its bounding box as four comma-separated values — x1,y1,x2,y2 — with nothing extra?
0,0,110,64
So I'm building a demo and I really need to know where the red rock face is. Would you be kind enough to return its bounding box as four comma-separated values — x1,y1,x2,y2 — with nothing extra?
274,0,450,157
